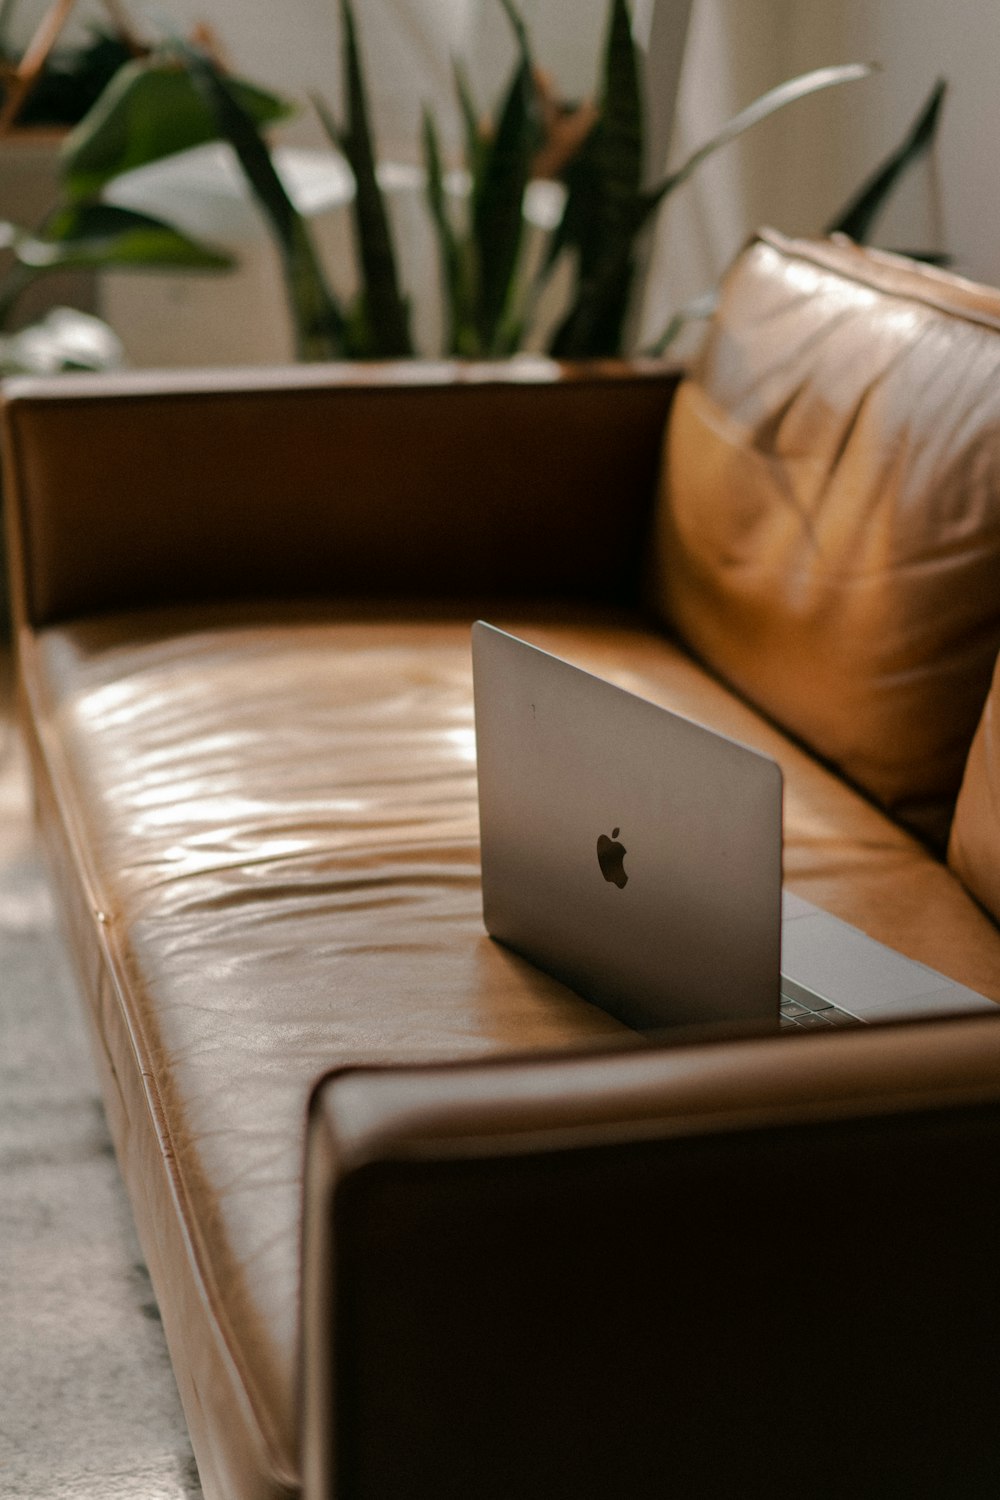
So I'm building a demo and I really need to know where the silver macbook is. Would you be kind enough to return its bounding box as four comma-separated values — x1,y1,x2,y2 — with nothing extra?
472,622,995,1035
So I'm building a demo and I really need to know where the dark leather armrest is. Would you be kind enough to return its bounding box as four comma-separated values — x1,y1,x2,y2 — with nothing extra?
302,1014,1000,1499
1,358,679,628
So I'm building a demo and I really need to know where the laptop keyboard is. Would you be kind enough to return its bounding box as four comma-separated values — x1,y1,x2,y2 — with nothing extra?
780,989,862,1029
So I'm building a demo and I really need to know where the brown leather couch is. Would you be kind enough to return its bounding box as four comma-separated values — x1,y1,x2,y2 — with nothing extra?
6,229,1000,1499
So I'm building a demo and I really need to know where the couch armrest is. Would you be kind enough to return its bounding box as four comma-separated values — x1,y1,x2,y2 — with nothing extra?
1,358,679,629
303,1015,1000,1499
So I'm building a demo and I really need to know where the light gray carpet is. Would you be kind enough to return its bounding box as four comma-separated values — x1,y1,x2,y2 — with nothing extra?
0,704,204,1499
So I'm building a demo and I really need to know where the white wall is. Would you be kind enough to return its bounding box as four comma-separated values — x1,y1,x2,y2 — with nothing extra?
642,0,1000,346
778,0,1000,287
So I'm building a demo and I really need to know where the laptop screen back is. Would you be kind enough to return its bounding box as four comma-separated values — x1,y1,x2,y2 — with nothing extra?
472,622,784,1032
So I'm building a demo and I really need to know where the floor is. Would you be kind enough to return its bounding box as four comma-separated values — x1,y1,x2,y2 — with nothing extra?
0,650,204,1499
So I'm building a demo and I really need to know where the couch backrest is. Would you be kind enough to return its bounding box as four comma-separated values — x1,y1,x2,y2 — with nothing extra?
1,360,678,631
652,229,1000,853
303,1016,1000,1499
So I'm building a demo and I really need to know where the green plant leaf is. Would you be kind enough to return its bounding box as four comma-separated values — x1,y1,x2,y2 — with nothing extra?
312,0,412,357
421,106,458,314
539,0,642,355
471,0,540,352
454,59,486,186
0,203,232,323
60,58,295,203
422,106,480,356
539,131,601,284
825,77,946,242
591,0,643,234
653,62,875,207
547,237,636,357
547,61,876,359
182,47,345,361
542,0,641,276
495,0,529,52
32,201,233,268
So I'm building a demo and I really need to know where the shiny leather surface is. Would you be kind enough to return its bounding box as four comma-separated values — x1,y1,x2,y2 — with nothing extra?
654,228,1000,852
20,601,1000,1497
950,652,1000,923
23,606,633,1498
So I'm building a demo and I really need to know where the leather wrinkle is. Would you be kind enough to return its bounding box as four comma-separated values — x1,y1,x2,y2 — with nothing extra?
22,596,1000,1500
657,230,1000,851
28,613,670,1485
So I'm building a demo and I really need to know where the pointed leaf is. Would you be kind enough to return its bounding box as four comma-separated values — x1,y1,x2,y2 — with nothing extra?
495,0,529,52
182,48,345,361
454,58,486,185
544,63,874,361
826,77,946,241
422,106,480,356
537,125,603,280
552,61,875,360
313,0,412,357
547,239,636,358
0,203,232,324
473,61,535,348
472,0,540,351
33,201,233,270
60,58,295,203
531,0,639,322
593,0,644,221
653,62,876,207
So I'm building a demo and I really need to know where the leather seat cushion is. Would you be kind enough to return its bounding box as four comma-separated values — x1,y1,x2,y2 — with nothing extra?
23,603,1000,1495
654,229,1000,853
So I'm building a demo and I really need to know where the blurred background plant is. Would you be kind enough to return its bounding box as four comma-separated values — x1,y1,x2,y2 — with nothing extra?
0,0,292,632
0,0,135,131
0,0,949,375
148,0,946,362
0,0,293,374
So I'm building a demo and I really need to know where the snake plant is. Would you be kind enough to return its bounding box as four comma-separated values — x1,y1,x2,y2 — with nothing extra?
64,0,946,363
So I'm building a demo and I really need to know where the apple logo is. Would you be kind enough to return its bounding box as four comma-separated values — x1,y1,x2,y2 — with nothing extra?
596,827,628,888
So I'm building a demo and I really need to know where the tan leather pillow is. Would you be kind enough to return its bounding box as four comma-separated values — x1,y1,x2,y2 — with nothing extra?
949,656,1000,922
653,228,1000,852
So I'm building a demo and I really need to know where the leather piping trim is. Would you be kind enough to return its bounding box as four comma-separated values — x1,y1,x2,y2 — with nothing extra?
755,226,1000,336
